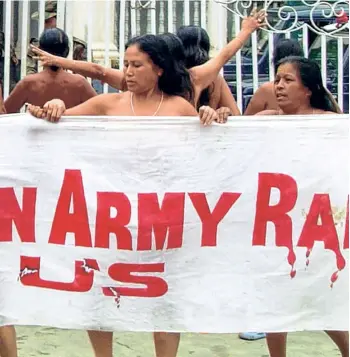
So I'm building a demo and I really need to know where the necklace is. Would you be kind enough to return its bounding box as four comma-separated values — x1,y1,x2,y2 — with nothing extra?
130,91,164,116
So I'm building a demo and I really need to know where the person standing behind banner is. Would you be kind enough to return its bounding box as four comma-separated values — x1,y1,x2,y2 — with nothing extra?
244,38,342,115
30,9,266,116
27,33,219,357
256,55,348,357
176,25,241,120
4,28,96,114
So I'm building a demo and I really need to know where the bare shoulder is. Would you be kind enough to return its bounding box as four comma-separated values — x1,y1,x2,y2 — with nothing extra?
167,95,197,116
95,93,123,103
83,93,122,108
257,81,274,94
18,74,39,86
73,73,87,81
255,109,278,116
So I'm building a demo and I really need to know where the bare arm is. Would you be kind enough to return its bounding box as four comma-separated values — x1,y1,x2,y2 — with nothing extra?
190,10,266,95
63,94,112,116
177,97,198,116
31,46,127,90
217,76,241,116
28,94,115,122
244,85,269,115
4,80,28,113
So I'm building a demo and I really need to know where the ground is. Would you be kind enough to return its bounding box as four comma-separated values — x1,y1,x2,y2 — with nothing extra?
17,327,341,357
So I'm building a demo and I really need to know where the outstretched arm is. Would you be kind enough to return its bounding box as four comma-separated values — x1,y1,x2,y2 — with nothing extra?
190,9,266,95
28,94,114,122
31,46,127,91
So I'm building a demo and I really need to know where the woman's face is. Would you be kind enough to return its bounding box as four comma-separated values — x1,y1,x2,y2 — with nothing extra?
274,62,311,110
123,44,163,94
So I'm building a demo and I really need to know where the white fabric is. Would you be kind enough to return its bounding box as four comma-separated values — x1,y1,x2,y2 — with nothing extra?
0,114,348,332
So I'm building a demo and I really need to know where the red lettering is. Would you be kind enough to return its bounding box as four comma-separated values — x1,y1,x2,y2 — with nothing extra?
95,192,132,250
102,263,168,298
298,194,346,271
253,173,297,247
19,256,99,292
137,193,185,250
48,170,92,247
252,173,298,275
189,192,240,247
0,188,36,243
344,196,349,250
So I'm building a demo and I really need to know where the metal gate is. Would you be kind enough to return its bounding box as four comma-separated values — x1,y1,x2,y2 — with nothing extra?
2,0,349,113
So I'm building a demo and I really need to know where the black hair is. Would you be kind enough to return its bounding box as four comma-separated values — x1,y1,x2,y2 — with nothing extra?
158,33,194,102
276,56,339,113
176,25,211,109
125,34,193,101
273,38,304,70
39,28,69,72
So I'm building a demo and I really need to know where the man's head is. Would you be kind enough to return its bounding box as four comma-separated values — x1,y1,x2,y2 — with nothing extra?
31,1,57,29
39,28,69,71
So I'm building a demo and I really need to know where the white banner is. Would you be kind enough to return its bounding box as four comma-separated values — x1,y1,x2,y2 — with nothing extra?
0,114,348,333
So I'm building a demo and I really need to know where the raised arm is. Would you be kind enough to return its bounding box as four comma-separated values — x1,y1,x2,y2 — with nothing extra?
31,46,127,91
190,9,266,95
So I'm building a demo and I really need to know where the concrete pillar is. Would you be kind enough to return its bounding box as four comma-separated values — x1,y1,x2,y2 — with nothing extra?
207,0,227,56
70,0,118,65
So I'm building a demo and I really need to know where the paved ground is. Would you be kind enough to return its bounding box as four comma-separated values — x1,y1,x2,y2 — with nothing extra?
16,327,341,357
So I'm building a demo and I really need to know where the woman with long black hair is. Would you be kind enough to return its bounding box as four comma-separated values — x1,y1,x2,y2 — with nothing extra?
30,10,265,117
176,25,240,118
257,56,348,357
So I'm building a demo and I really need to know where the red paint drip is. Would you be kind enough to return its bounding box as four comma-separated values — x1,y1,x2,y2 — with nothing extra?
102,287,121,308
287,249,297,278
330,271,339,289
335,251,346,271
290,269,296,279
305,248,313,267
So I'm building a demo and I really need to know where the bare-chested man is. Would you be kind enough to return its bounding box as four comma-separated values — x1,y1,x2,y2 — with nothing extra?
5,28,96,113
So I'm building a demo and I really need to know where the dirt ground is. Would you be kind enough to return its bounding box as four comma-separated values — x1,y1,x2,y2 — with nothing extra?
16,327,342,357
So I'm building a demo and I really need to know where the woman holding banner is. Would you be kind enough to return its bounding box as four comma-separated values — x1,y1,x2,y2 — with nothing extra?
28,32,221,357
245,38,342,115
30,10,266,120
257,55,348,357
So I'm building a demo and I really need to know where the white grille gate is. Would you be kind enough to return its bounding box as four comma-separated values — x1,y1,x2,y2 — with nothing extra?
2,0,349,113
